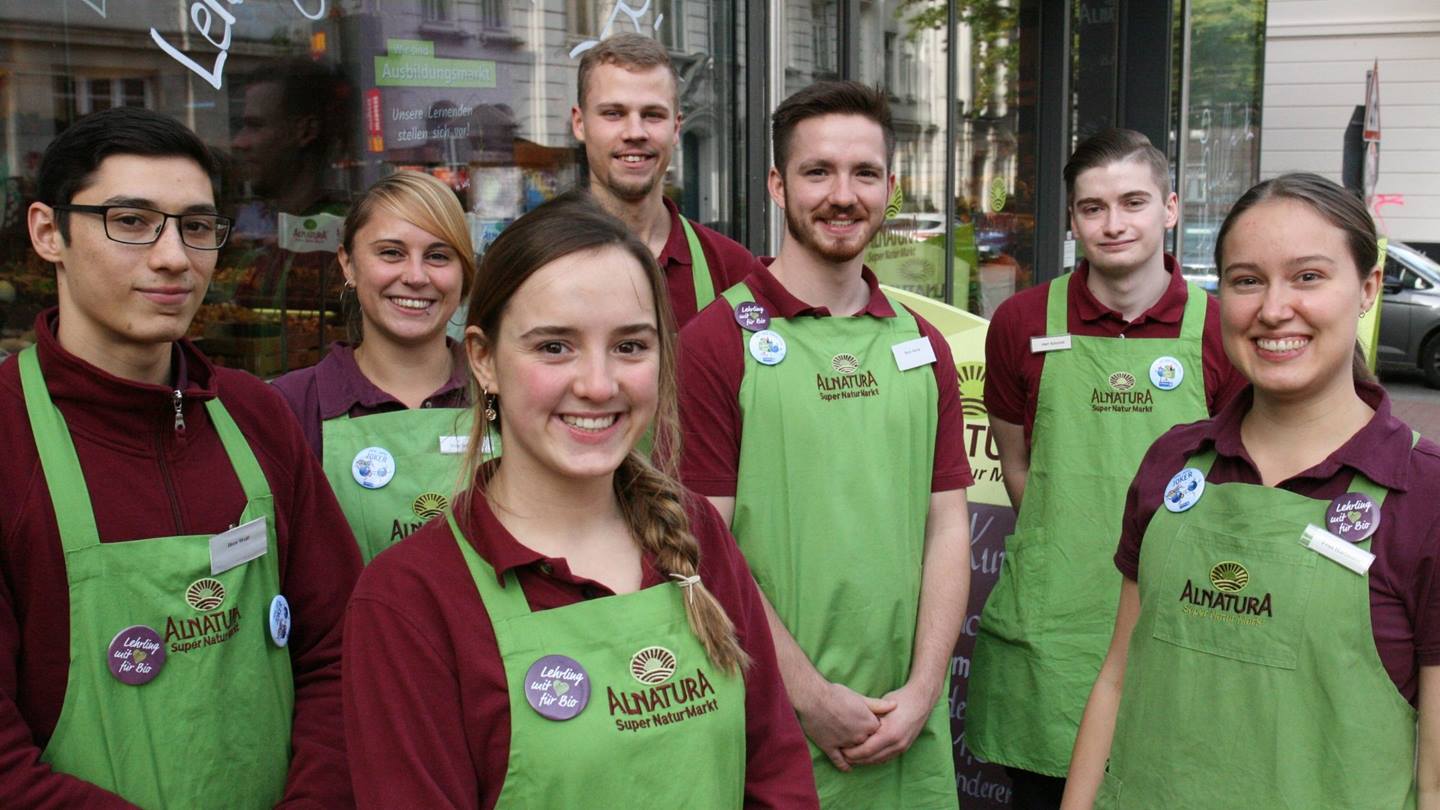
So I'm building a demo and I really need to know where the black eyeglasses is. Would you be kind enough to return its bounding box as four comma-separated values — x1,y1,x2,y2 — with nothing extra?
53,204,233,250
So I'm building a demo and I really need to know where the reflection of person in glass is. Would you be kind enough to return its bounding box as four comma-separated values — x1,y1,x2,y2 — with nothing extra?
1064,173,1440,809
571,34,758,328
229,58,352,313
967,129,1244,810
272,171,475,564
342,193,817,807
678,81,971,808
1,106,359,807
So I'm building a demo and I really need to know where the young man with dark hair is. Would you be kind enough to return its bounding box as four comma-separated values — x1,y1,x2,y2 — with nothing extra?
679,80,972,808
966,128,1245,809
572,33,757,327
0,106,361,807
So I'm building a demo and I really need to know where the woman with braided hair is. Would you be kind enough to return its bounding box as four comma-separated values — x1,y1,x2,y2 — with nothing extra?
342,191,817,808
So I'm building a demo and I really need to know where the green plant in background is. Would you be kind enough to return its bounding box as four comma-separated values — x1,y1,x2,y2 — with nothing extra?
897,0,1018,116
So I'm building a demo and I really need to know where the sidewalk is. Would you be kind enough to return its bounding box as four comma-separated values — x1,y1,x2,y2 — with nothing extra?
1381,371,1440,441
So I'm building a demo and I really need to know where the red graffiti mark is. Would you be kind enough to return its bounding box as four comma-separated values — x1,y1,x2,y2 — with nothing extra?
1372,194,1405,235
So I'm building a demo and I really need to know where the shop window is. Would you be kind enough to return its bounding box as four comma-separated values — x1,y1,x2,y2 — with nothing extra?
569,0,600,37
422,0,454,23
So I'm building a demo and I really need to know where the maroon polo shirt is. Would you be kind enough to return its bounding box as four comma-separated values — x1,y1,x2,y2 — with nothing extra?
0,310,361,807
658,197,762,329
677,263,974,496
984,257,1246,447
342,490,818,809
271,341,472,459
1115,381,1440,705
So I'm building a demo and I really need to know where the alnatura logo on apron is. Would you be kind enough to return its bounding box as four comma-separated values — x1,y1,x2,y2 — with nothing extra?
817,353,880,402
1091,371,1154,414
1178,561,1274,623
167,577,243,654
391,492,450,544
609,646,720,733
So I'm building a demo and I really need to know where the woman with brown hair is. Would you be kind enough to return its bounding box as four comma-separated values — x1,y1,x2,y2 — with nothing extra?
273,170,475,563
1062,173,1440,808
341,192,817,808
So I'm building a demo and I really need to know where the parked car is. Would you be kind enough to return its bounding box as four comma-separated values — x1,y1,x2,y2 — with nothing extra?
1376,241,1440,387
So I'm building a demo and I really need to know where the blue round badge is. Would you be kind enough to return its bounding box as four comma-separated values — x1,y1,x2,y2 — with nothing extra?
268,595,292,648
1150,356,1184,391
749,329,787,366
351,446,395,489
524,655,591,721
1163,467,1206,513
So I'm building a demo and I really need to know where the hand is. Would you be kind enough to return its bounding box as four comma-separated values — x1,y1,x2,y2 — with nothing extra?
839,682,936,766
798,681,896,772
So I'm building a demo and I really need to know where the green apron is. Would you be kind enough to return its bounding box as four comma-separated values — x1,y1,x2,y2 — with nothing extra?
968,272,1210,776
679,216,716,310
323,407,478,563
1098,449,1418,808
20,347,293,809
447,510,747,806
723,284,956,808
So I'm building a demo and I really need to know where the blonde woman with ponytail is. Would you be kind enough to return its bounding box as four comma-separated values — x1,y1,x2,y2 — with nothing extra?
342,191,818,809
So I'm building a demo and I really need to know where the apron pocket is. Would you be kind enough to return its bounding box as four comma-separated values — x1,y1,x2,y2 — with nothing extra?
1095,769,1123,808
1149,525,1316,669
979,528,1052,638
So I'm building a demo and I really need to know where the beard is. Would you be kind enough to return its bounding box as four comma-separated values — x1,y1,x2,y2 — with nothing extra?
782,193,880,264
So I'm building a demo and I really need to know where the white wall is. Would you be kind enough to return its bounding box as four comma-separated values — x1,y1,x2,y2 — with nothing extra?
1261,0,1440,244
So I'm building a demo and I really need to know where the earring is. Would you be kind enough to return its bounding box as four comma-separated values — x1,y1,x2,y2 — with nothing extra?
482,388,498,422
344,278,356,289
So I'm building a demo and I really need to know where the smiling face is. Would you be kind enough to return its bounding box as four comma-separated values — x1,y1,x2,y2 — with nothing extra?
770,113,893,264
342,208,464,350
29,154,219,369
1069,157,1177,277
571,63,680,204
468,244,660,487
1218,198,1380,402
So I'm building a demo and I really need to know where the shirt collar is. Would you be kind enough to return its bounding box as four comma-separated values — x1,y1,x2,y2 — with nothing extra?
313,340,470,420
1072,254,1187,327
748,259,896,318
656,197,691,269
1199,380,1411,492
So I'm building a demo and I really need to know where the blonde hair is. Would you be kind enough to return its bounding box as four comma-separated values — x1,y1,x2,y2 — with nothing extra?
341,170,477,342
458,191,748,676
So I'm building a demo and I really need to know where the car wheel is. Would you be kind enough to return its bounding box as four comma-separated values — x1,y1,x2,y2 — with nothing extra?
1422,335,1440,389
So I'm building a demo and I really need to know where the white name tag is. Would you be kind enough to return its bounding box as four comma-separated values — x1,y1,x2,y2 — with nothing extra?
439,434,493,454
210,517,268,575
1301,523,1374,575
891,336,937,371
1030,334,1072,353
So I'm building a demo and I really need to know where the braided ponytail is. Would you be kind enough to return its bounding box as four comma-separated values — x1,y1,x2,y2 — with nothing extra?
614,453,750,676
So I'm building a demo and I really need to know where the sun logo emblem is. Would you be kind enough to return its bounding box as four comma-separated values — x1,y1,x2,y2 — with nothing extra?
832,353,860,374
957,363,986,419
185,578,227,612
629,646,678,685
1109,372,1136,392
1209,561,1250,593
412,492,449,520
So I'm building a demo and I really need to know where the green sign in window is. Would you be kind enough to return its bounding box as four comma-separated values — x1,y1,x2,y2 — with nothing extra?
375,55,496,88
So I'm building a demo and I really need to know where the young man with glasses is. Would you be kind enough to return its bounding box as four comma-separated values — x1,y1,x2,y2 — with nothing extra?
0,106,361,807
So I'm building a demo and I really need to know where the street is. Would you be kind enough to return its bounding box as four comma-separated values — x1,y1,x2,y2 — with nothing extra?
1380,368,1440,441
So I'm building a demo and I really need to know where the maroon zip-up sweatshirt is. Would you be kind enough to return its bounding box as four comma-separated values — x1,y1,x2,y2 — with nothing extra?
0,310,362,808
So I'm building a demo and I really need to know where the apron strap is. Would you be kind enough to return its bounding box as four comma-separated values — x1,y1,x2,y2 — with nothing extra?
679,217,716,311
204,398,272,505
19,346,273,553
447,508,533,623
719,281,752,309
1044,271,1071,336
1177,281,1208,342
19,346,101,551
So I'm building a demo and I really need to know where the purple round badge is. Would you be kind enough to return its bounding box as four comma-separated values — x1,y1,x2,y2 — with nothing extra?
1326,492,1380,543
108,625,165,686
733,301,771,332
524,655,590,721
